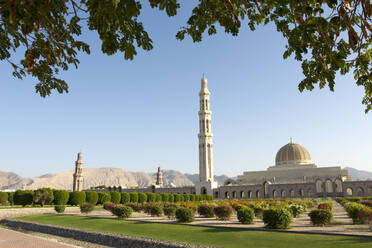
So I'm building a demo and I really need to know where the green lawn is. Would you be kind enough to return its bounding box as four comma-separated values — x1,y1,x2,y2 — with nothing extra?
17,214,372,248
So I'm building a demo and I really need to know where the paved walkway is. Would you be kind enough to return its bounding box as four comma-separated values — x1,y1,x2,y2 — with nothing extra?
0,227,78,248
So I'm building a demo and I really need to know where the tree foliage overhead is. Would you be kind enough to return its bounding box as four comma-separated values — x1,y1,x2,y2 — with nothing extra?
0,0,371,112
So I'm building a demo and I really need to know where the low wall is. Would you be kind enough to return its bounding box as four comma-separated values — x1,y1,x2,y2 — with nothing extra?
0,219,215,248
0,207,79,219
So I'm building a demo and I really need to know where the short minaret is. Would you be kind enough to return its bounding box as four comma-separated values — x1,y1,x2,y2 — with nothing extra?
73,152,84,191
195,75,218,195
156,166,163,187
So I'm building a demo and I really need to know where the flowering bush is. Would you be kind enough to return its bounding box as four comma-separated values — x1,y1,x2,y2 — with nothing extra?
317,201,334,211
175,207,194,223
126,203,143,212
104,202,120,212
361,200,372,208
237,208,254,224
344,202,371,224
164,204,178,219
288,204,307,218
112,205,132,219
358,209,372,224
80,202,94,214
214,205,233,220
149,205,163,217
317,204,332,211
309,209,333,226
198,204,215,218
263,207,293,229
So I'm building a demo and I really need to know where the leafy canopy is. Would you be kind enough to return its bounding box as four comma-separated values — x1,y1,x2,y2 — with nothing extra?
1,0,371,112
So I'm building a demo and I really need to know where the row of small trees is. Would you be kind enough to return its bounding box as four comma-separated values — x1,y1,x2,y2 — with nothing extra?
0,189,212,207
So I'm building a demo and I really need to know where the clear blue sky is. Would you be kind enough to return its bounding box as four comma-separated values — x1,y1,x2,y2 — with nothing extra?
0,2,371,178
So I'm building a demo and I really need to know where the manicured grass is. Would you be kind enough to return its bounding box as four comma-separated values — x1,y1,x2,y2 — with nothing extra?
17,214,372,248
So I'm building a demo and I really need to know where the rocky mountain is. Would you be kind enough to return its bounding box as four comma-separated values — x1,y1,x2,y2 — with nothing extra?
2,167,368,190
344,167,372,181
0,168,229,190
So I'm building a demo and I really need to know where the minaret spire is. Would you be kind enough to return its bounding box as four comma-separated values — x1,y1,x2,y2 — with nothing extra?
73,152,84,191
195,75,217,196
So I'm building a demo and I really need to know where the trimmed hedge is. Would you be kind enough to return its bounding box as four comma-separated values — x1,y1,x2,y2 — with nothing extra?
130,192,139,203
309,209,333,226
110,191,121,204
146,193,156,203
53,190,69,205
85,191,99,205
121,192,130,204
112,205,132,219
263,207,293,229
138,193,147,203
97,192,111,205
33,188,54,206
8,192,14,205
14,190,34,207
237,208,255,224
176,207,194,223
69,191,86,206
0,192,8,205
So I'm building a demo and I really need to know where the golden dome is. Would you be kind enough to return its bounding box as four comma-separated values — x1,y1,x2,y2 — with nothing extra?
275,141,312,166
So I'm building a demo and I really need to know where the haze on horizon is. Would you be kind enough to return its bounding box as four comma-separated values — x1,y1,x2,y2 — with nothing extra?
0,2,371,178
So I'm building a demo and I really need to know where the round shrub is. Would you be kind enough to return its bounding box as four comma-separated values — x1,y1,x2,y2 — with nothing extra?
14,190,34,207
69,191,86,206
130,192,139,203
34,188,54,206
138,193,147,203
318,201,334,211
146,192,156,202
263,207,293,229
110,191,121,204
80,202,95,214
54,205,66,213
97,192,111,205
112,205,132,219
164,204,178,219
0,192,8,205
121,192,130,204
161,193,169,202
237,208,255,224
176,207,194,223
198,204,215,218
309,209,333,226
53,190,69,205
214,205,233,220
150,205,163,216
85,191,99,205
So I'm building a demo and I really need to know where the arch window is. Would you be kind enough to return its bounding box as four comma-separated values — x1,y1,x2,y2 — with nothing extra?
346,187,353,196
232,191,237,199
215,191,219,198
356,187,364,197
316,180,323,193
299,189,304,197
281,190,286,198
240,191,245,198
335,179,343,193
247,191,252,198
325,180,333,193
273,190,278,198
256,190,260,198
289,189,294,197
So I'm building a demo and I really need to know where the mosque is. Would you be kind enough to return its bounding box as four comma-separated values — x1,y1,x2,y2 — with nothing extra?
74,76,372,199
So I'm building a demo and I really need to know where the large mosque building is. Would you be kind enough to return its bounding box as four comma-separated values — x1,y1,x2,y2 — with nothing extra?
75,76,372,199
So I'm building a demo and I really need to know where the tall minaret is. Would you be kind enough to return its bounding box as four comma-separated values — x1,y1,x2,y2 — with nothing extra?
195,75,217,195
73,152,84,191
156,166,163,187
